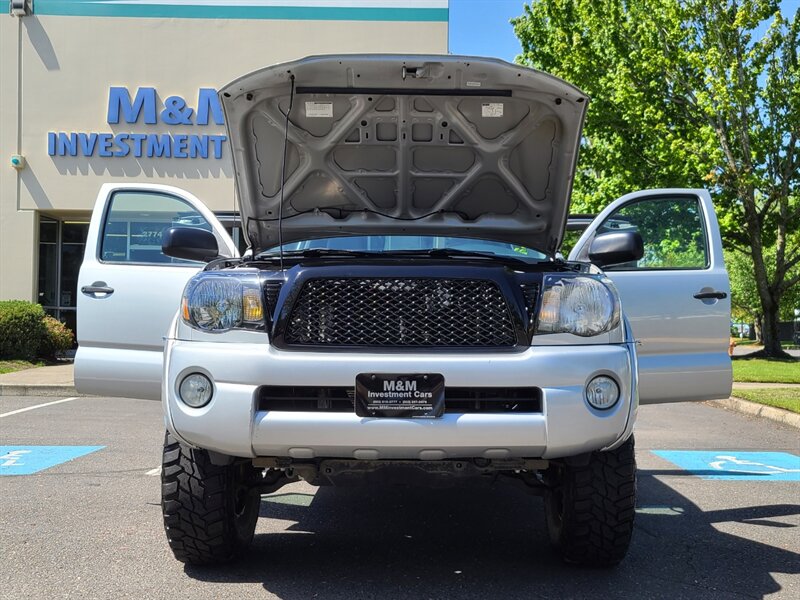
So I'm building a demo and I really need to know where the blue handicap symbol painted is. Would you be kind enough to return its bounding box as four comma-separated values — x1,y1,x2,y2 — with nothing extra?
652,450,800,481
0,446,105,476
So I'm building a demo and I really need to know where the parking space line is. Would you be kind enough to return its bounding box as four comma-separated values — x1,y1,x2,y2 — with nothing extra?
146,467,161,476
0,397,81,418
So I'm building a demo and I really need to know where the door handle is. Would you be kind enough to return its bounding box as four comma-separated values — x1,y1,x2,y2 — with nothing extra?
693,290,727,300
81,282,114,297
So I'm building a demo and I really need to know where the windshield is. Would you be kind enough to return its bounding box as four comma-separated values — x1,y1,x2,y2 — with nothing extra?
260,236,549,262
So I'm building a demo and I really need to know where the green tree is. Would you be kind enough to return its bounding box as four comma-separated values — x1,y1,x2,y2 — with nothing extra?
728,249,765,340
728,241,800,341
514,0,799,357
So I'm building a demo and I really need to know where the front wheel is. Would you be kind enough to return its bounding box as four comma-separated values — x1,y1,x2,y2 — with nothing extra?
544,436,636,567
161,432,261,565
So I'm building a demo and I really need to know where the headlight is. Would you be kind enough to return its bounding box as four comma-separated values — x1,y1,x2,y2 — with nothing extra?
536,275,619,337
181,271,265,332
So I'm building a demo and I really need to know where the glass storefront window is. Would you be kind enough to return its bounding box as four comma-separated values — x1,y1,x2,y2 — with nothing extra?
40,219,58,243
60,244,84,308
61,311,77,339
37,216,89,348
62,221,89,244
61,222,89,309
38,217,59,307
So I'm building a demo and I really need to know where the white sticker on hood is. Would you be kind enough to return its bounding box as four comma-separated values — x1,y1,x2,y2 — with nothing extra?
305,101,333,118
481,103,504,118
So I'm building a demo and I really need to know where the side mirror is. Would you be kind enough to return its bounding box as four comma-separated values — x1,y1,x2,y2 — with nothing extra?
588,231,644,268
162,227,220,262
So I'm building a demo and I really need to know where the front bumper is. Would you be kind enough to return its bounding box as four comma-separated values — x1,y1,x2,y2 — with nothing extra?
163,341,637,461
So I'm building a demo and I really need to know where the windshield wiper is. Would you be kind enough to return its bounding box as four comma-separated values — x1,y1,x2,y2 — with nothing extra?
386,248,531,265
255,247,539,265
255,248,377,260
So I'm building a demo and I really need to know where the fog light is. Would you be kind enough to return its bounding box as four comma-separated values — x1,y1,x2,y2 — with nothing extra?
179,373,213,408
586,376,620,410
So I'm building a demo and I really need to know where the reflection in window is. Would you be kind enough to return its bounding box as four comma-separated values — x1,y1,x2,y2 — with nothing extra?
598,197,708,270
100,192,212,264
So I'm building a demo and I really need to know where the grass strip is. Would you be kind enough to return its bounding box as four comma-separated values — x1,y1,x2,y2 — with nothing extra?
731,388,800,414
0,360,44,375
732,358,800,384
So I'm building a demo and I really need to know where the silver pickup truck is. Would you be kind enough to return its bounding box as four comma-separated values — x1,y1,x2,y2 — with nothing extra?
75,55,732,567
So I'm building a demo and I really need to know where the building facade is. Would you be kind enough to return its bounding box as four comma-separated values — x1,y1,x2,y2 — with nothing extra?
0,0,449,333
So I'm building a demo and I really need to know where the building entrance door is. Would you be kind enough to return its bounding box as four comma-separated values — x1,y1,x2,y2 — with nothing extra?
38,216,90,340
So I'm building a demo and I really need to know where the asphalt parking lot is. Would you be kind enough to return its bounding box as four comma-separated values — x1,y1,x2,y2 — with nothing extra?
1,395,798,600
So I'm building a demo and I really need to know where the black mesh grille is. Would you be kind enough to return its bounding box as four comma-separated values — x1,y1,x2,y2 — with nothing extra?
264,280,284,320
285,278,516,347
520,283,540,327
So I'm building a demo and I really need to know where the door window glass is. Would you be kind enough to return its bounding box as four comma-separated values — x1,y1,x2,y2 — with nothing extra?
100,192,212,264
597,196,708,270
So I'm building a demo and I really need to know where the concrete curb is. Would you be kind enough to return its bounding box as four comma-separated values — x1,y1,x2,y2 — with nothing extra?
710,397,800,429
0,384,81,397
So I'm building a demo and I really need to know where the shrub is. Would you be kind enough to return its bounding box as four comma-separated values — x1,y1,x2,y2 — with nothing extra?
40,315,74,359
0,300,46,360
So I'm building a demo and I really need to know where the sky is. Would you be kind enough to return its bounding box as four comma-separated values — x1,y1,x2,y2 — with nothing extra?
449,0,526,62
448,0,800,63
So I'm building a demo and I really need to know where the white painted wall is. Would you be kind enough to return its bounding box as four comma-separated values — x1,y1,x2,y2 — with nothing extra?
0,4,448,301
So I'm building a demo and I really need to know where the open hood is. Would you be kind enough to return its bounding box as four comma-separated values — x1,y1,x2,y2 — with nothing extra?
220,55,588,254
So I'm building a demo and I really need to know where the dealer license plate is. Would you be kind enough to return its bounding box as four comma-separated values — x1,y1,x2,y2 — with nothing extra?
355,373,445,418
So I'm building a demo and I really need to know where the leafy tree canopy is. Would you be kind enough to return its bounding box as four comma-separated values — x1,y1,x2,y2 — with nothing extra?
514,0,799,355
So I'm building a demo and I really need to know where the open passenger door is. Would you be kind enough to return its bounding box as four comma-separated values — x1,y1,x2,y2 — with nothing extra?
569,189,732,404
75,183,238,400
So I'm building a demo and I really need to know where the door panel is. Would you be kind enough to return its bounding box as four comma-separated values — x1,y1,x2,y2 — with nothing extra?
75,183,237,400
569,189,731,404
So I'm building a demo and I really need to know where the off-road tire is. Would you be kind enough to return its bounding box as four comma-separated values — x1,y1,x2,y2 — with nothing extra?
544,435,636,567
161,432,261,565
